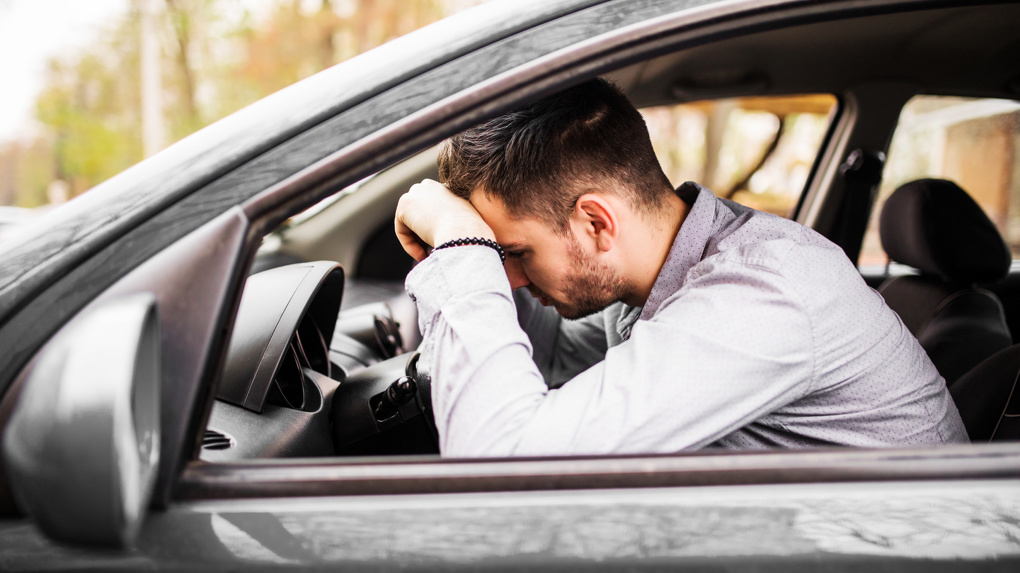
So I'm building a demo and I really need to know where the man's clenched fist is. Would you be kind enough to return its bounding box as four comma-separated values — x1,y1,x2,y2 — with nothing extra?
394,179,496,261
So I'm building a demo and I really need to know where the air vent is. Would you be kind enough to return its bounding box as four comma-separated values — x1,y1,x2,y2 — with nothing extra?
202,429,234,450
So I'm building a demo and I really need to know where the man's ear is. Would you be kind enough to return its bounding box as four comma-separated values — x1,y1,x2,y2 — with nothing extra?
573,193,618,252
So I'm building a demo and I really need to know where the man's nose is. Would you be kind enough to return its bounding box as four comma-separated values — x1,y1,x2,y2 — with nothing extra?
505,258,530,289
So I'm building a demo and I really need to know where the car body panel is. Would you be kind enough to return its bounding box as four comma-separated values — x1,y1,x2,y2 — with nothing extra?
0,208,251,508
1,479,1019,569
1,0,1020,569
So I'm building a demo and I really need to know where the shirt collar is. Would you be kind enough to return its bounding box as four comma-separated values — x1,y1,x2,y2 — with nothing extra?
639,182,718,321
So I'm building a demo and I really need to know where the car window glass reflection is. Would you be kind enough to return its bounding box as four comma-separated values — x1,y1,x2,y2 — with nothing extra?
859,95,1020,266
641,94,837,217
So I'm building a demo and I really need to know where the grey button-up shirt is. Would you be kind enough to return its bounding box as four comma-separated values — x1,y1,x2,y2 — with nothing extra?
406,183,968,456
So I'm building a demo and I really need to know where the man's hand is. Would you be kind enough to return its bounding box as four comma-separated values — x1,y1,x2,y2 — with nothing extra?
394,179,496,261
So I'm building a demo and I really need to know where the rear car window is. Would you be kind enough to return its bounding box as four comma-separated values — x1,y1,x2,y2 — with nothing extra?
859,95,1020,266
641,94,838,217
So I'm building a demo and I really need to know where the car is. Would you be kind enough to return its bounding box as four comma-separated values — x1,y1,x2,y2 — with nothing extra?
1,0,1020,569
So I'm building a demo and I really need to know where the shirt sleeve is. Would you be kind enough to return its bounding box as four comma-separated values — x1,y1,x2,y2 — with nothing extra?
406,245,816,457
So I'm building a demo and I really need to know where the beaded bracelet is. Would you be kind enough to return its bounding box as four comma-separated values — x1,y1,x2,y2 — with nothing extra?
432,237,506,263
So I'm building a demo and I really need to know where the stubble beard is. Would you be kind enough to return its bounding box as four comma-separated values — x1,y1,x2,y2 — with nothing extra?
550,233,625,320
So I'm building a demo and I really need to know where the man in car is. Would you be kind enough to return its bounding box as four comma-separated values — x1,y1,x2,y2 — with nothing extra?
393,78,968,456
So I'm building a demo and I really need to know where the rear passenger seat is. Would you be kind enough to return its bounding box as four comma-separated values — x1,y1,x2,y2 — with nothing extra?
877,178,1012,385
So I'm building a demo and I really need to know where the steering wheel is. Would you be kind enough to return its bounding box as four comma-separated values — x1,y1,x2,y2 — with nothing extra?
330,350,439,456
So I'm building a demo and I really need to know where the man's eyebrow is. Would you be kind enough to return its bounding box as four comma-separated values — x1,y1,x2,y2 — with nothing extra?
500,241,526,251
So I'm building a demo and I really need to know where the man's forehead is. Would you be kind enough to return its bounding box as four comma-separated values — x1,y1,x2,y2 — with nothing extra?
470,188,524,225
469,186,558,248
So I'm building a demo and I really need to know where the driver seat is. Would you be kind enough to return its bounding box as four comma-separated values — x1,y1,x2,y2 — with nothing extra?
878,178,1012,386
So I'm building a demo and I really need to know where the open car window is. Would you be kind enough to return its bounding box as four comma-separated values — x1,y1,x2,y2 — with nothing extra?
859,95,1020,267
208,94,843,464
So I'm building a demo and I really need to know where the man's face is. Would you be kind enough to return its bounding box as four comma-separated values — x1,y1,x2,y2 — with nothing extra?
471,190,623,319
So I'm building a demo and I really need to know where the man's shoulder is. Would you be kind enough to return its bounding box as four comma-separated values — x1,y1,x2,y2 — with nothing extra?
662,205,867,322
708,205,845,274
643,192,857,321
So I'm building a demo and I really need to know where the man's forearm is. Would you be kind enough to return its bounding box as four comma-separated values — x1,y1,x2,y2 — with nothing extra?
407,247,549,456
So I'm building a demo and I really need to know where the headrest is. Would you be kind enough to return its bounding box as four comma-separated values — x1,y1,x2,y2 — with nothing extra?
879,179,1010,282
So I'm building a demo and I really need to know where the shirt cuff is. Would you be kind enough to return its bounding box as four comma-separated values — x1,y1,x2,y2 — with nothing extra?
405,245,512,325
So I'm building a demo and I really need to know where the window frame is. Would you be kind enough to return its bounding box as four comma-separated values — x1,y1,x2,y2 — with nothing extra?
179,2,1020,503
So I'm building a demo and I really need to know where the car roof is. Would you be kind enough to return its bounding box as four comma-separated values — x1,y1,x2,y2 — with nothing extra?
613,3,1020,107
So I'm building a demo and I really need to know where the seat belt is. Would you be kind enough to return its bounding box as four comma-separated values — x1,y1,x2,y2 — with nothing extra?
832,148,885,263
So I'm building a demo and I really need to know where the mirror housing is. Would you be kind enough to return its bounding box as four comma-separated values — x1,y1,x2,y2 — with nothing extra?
2,294,161,547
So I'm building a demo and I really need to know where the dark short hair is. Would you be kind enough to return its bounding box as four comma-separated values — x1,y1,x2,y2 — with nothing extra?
438,78,674,230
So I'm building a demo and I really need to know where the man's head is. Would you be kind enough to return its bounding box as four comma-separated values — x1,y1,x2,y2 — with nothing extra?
439,78,673,231
438,78,679,318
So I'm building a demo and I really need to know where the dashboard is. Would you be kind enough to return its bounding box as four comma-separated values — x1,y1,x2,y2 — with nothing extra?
201,261,437,461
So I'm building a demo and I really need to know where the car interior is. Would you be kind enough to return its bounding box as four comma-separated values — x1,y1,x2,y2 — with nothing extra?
199,3,1020,464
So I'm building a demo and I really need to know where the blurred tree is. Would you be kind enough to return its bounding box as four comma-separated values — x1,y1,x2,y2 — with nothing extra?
33,18,144,199
164,0,222,139
8,138,60,208
217,0,448,118
12,0,482,206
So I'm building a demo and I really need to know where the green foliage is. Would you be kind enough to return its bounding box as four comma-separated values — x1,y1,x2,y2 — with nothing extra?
10,0,480,206
35,58,143,193
27,11,144,199
0,139,54,208
211,0,449,121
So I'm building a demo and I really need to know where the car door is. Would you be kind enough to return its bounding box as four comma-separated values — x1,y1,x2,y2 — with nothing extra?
2,0,1020,570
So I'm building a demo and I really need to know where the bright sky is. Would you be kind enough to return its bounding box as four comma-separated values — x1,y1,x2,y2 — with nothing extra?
0,0,286,144
0,0,131,143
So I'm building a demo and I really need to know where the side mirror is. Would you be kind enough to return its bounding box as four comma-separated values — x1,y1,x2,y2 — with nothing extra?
2,293,161,547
